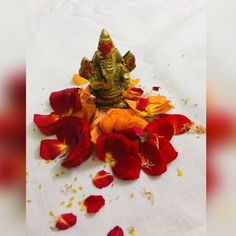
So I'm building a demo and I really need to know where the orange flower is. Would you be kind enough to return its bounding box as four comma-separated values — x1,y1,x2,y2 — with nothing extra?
73,90,96,123
125,95,174,117
99,108,148,134
90,109,106,143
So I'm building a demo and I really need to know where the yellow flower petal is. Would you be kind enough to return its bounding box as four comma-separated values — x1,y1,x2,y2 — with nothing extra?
130,79,140,87
73,74,89,85
126,95,174,117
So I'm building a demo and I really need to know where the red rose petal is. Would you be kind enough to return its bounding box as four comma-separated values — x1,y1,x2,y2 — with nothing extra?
34,113,59,135
107,226,124,236
55,117,92,168
96,133,141,180
40,139,67,160
139,141,167,176
49,88,82,114
160,114,192,135
136,98,149,111
54,116,90,144
130,87,144,96
158,137,178,163
112,153,141,180
96,133,138,161
152,86,160,91
83,195,105,213
93,170,114,189
115,127,144,141
61,134,92,168
55,213,77,230
146,118,174,141
36,116,92,168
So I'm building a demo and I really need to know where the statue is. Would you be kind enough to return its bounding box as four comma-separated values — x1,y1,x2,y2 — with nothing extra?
79,29,136,109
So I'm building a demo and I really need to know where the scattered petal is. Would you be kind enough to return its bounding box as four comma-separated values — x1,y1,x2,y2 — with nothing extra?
82,195,105,213
40,139,67,160
93,170,114,189
73,74,89,86
107,226,124,236
129,87,144,96
160,114,192,135
152,86,160,91
136,98,149,111
55,213,77,230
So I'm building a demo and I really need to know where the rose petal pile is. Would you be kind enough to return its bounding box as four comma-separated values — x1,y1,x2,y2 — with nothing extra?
34,88,94,168
34,85,192,176
96,114,191,178
34,76,194,234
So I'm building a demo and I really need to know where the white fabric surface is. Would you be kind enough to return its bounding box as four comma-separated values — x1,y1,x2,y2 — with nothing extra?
27,0,206,235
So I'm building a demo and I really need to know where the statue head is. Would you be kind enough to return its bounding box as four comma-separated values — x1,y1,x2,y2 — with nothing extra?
97,29,117,80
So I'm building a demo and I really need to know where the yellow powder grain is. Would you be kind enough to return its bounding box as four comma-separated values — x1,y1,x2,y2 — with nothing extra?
49,211,55,217
177,168,183,177
66,202,73,208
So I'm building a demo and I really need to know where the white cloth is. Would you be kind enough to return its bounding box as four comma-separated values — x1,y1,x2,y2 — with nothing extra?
27,0,206,235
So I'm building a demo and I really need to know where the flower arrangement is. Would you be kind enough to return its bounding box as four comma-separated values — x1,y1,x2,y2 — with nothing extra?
33,30,202,234
34,82,192,176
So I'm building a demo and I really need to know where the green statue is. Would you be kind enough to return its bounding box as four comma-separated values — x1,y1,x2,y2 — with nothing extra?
79,29,136,109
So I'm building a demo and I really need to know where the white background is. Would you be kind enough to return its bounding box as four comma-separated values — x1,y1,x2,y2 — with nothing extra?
27,0,206,235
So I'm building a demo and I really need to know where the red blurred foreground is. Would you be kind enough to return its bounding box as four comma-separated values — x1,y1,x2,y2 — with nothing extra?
0,69,25,190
